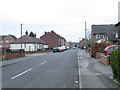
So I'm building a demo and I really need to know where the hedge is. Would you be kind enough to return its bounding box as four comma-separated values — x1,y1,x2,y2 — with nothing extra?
110,48,120,82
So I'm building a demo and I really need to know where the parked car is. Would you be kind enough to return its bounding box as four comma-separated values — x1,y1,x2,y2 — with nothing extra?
66,47,70,50
53,47,64,53
73,47,76,49
104,45,120,55
61,46,67,51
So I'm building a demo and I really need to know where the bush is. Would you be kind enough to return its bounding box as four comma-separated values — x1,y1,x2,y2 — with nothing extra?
91,43,111,57
110,48,120,82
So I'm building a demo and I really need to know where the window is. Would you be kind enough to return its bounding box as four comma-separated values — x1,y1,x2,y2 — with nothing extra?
0,41,3,43
24,44,26,48
6,40,9,42
96,34,99,39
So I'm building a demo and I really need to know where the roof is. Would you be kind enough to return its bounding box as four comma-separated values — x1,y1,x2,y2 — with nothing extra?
40,30,66,41
0,34,17,41
11,35,46,44
91,24,117,41
115,22,120,27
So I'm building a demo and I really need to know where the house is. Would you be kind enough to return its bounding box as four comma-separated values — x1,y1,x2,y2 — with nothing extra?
115,22,120,40
91,24,117,41
0,34,17,50
79,38,87,49
10,35,47,51
40,30,69,48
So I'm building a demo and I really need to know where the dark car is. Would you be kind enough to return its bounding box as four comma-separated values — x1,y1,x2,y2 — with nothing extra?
53,47,64,53
104,45,120,55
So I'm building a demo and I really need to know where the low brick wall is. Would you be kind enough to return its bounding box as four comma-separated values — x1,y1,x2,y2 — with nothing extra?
25,50,52,54
100,53,110,65
6,53,25,60
96,52,100,59
0,56,2,61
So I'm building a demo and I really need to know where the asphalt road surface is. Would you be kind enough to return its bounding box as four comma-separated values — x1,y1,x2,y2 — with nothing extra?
2,49,79,88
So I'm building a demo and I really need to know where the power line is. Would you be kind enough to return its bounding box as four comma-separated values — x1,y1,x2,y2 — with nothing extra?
22,22,85,27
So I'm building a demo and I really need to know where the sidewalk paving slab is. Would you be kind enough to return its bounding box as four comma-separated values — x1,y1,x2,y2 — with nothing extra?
77,49,120,88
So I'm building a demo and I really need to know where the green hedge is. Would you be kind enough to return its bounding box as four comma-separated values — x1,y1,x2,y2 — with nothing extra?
110,48,120,82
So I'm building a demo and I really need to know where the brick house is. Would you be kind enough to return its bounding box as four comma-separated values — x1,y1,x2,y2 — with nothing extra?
0,34,17,50
79,38,87,48
91,24,117,41
10,35,47,51
40,30,69,48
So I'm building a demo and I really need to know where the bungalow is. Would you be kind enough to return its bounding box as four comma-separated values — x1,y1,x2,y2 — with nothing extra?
10,35,48,51
91,24,117,42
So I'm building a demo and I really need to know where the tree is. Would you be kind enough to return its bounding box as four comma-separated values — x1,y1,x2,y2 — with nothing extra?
29,32,35,37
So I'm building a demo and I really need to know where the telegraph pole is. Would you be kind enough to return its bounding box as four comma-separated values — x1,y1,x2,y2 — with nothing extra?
21,23,22,50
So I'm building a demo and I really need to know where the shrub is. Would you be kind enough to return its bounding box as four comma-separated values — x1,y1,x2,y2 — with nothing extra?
91,42,111,57
110,48,120,82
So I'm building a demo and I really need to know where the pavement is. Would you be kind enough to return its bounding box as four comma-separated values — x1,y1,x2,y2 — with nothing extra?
77,49,120,88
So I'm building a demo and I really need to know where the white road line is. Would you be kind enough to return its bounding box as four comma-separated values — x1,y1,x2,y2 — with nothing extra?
39,61,47,66
11,68,32,80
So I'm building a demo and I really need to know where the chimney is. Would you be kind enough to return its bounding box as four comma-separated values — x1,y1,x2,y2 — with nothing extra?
35,33,36,38
25,30,28,35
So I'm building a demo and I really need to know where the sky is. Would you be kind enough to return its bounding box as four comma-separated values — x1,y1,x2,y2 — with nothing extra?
0,0,120,42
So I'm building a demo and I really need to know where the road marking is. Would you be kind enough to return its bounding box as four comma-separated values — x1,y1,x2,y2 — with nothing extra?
11,68,32,80
39,61,47,66
95,73,102,76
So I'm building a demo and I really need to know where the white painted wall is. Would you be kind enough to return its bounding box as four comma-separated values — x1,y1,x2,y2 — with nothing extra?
43,45,48,49
10,43,44,51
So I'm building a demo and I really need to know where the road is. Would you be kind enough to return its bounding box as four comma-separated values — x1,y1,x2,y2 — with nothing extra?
2,49,120,89
2,49,79,88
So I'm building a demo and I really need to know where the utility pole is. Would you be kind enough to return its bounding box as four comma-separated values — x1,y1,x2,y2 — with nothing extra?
21,23,22,50
85,21,87,52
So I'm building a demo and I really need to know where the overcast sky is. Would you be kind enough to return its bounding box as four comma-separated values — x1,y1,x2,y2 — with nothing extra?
0,0,119,42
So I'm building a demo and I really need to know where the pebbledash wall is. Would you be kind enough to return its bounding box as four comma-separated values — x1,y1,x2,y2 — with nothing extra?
10,43,44,51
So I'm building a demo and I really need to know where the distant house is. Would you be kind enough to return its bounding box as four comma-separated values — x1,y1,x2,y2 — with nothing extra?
40,30,69,48
0,34,17,50
79,38,87,48
10,35,47,51
91,24,117,41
